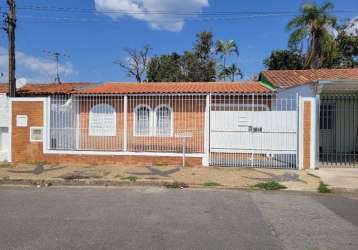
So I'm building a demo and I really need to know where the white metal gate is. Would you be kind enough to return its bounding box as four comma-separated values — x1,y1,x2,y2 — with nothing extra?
209,94,298,168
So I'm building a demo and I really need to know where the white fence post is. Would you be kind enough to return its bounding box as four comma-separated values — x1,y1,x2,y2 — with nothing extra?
123,95,128,152
43,97,51,152
202,94,210,166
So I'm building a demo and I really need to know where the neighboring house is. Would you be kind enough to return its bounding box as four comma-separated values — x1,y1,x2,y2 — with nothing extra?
17,82,97,96
0,84,9,162
259,68,358,168
0,82,95,163
259,68,358,99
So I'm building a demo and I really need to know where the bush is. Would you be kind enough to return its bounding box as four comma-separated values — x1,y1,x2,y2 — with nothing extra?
255,181,287,190
318,181,331,193
122,176,138,182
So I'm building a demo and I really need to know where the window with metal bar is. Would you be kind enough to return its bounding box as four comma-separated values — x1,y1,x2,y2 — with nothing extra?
89,104,116,137
155,105,172,136
134,105,151,136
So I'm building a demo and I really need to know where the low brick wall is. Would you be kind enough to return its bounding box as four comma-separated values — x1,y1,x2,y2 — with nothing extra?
11,100,202,167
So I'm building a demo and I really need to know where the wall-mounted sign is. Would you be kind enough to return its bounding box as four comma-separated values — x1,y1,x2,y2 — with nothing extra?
16,115,28,127
89,104,116,137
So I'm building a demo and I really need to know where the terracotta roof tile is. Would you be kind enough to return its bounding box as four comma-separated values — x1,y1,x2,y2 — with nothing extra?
261,68,358,88
75,81,271,94
18,82,96,95
0,84,7,93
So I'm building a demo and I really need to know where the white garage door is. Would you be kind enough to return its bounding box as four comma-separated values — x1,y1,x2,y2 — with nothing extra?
210,110,298,168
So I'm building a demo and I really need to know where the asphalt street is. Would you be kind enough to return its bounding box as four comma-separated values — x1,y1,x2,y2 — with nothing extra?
0,187,358,250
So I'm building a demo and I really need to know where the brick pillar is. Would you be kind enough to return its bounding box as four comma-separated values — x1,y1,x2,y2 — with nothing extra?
10,99,46,163
303,101,311,170
299,97,318,170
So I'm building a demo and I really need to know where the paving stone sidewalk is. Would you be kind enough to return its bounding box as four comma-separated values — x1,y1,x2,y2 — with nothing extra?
0,162,320,191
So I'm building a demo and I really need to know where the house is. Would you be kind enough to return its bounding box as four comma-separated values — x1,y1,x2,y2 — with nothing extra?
4,68,358,169
0,84,9,161
259,68,358,167
9,81,288,167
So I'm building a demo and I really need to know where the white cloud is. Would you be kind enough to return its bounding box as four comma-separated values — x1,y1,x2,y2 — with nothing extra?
94,0,209,32
0,46,76,84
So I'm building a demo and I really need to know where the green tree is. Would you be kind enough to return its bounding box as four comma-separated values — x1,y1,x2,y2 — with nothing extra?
191,31,216,82
146,31,216,82
219,64,243,82
287,1,337,68
215,40,240,80
264,50,305,70
331,29,358,68
147,53,183,82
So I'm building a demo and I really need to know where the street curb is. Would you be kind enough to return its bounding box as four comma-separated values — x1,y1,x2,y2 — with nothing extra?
0,178,321,193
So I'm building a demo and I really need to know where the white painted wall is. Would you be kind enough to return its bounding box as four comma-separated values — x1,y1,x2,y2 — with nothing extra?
0,93,8,127
0,128,9,161
0,93,9,161
274,85,316,111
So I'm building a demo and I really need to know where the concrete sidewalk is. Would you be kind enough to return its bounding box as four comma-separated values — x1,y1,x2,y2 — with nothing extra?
0,162,320,191
311,168,358,192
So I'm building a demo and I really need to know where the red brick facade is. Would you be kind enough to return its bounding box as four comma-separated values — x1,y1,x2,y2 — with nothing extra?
78,96,206,153
11,100,202,166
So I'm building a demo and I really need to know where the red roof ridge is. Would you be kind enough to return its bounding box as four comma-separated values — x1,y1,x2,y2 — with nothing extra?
75,81,271,95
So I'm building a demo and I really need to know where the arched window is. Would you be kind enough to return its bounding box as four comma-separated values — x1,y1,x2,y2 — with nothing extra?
134,105,151,136
155,105,173,136
89,104,116,136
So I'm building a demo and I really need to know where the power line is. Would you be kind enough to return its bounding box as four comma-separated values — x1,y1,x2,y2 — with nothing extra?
16,13,298,23
12,4,357,25
16,4,358,16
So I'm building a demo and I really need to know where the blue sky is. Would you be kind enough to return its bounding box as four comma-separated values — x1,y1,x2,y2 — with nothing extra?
0,0,357,84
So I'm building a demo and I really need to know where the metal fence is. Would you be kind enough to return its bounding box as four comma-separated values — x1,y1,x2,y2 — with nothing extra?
48,93,299,168
209,94,299,168
48,94,205,154
319,94,358,167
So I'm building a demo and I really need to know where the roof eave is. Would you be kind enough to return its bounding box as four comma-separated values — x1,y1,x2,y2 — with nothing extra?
317,79,358,94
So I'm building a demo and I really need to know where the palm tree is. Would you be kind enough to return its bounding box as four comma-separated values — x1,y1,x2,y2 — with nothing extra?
215,40,239,80
287,1,337,69
219,64,243,82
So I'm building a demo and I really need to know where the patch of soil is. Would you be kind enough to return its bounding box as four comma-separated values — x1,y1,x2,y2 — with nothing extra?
58,170,101,180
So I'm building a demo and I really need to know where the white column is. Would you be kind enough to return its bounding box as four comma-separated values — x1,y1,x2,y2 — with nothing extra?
123,95,128,152
202,94,210,166
75,96,80,150
7,98,12,163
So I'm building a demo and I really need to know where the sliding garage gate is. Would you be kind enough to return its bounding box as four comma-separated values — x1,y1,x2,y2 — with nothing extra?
319,94,358,167
209,94,298,168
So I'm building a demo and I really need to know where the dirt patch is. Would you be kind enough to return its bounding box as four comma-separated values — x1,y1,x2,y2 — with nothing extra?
0,164,320,191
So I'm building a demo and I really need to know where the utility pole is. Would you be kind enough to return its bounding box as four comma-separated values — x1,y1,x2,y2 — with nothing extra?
6,0,16,97
43,50,70,84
